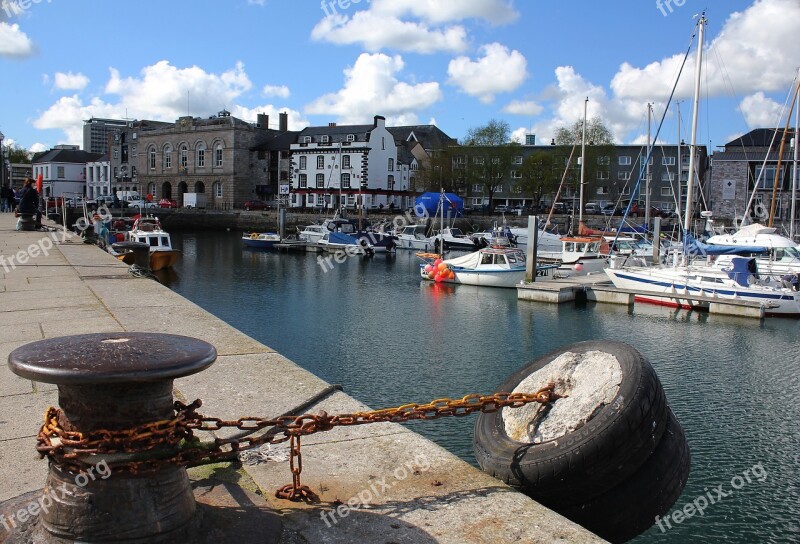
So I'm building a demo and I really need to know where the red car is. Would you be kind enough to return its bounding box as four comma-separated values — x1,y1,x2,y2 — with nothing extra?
159,198,178,208
243,200,270,211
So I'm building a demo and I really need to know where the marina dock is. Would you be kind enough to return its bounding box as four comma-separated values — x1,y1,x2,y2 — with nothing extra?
0,214,604,543
517,273,771,319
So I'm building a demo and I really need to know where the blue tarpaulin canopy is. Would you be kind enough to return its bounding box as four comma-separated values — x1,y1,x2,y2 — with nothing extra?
414,192,464,217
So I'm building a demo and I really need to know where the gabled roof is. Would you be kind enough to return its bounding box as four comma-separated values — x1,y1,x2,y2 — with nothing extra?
32,148,104,164
387,125,458,151
296,124,373,144
724,128,796,149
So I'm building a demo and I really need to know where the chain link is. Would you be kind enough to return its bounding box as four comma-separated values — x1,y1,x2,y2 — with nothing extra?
36,385,561,501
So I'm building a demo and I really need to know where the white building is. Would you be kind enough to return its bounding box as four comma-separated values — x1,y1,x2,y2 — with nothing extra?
289,115,411,211
85,156,112,200
32,145,103,198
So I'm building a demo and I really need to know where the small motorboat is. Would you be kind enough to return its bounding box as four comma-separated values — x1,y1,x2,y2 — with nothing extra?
115,215,181,271
242,232,281,249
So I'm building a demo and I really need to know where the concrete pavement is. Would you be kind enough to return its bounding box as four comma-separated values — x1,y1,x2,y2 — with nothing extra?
0,213,605,543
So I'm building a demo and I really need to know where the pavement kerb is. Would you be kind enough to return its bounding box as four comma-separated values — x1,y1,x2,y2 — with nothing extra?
0,214,606,543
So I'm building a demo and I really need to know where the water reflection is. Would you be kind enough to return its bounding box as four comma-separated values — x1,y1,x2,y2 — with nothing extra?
167,230,799,544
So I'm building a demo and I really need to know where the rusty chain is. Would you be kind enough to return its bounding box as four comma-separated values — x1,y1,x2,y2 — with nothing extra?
36,385,561,502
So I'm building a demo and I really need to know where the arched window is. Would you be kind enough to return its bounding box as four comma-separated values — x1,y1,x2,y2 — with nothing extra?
213,180,222,198
163,144,172,169
147,182,156,197
196,142,206,167
214,144,223,167
148,147,156,170
180,145,188,170
194,181,205,193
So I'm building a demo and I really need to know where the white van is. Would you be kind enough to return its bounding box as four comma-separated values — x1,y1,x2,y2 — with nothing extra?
116,191,141,203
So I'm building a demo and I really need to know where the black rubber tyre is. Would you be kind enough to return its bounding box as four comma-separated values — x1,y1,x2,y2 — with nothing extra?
556,408,691,543
474,340,668,507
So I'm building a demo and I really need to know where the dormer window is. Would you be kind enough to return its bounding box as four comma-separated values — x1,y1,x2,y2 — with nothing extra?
346,134,355,142
302,136,311,144
320,135,329,143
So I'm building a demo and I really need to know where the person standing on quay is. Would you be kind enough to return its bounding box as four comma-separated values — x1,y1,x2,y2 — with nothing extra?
17,178,41,229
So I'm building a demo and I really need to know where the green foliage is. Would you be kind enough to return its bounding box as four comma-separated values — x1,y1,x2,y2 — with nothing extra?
4,144,31,164
463,119,511,146
519,151,559,206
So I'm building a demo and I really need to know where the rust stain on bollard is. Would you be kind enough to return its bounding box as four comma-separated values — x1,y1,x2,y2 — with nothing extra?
6,333,216,543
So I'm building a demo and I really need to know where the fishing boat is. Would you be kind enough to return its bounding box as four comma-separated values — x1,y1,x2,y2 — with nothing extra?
318,231,374,255
396,224,433,250
242,232,281,249
298,224,328,243
538,236,610,278
417,240,555,288
432,226,478,251
117,215,181,271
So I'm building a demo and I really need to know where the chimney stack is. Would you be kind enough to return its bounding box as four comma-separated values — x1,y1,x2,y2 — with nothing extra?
279,112,288,132
328,122,337,127
257,113,269,129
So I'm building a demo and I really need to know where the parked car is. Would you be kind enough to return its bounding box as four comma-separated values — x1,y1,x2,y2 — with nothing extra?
601,204,620,216
584,202,600,214
127,199,158,209
243,199,270,211
159,198,178,208
494,204,510,213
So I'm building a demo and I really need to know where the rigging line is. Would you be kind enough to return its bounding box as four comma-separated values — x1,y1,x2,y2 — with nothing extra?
740,75,800,225
610,16,700,253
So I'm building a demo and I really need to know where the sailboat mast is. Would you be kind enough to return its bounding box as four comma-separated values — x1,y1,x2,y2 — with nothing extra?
792,88,799,240
579,97,588,224
768,78,800,227
676,102,682,224
645,103,652,230
683,14,705,235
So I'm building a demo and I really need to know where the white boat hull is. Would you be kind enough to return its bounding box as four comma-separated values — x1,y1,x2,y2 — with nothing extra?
604,267,800,316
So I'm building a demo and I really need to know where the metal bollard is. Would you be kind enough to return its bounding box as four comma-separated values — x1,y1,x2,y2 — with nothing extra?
6,333,216,543
112,240,151,270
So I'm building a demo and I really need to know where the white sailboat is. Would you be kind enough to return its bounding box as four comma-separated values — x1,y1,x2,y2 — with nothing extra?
603,15,800,316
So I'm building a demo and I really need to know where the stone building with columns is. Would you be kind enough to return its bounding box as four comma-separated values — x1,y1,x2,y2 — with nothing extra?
133,111,289,208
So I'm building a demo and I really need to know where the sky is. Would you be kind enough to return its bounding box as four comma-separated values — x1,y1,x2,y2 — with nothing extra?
1,0,799,155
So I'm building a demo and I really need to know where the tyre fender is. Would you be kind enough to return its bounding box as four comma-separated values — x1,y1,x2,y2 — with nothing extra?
474,340,668,507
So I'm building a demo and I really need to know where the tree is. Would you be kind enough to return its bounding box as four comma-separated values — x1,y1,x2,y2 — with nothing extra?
456,143,520,211
463,119,511,146
519,151,559,208
553,117,615,206
4,144,31,164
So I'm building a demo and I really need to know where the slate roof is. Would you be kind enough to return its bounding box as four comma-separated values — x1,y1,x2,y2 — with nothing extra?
32,149,104,164
723,128,797,149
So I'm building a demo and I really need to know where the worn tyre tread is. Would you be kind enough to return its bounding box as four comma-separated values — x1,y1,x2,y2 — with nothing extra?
474,340,668,506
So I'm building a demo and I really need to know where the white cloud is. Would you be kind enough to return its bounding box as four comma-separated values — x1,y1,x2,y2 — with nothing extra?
29,142,47,153
247,0,267,5
262,84,290,99
738,92,784,128
369,0,518,25
54,71,89,91
33,61,275,143
33,95,123,144
503,100,543,116
0,22,34,58
104,60,252,120
305,53,442,125
611,0,800,102
447,43,528,103
311,12,468,54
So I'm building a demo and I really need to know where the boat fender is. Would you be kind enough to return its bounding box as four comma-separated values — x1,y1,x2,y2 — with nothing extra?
250,233,259,239
474,340,685,542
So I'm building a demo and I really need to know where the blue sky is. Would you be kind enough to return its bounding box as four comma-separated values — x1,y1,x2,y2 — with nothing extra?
1,0,798,153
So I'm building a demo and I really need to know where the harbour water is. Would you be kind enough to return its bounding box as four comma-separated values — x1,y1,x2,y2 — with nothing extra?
162,229,799,544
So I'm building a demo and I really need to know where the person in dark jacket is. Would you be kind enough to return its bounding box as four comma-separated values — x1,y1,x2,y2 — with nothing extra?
18,179,42,228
